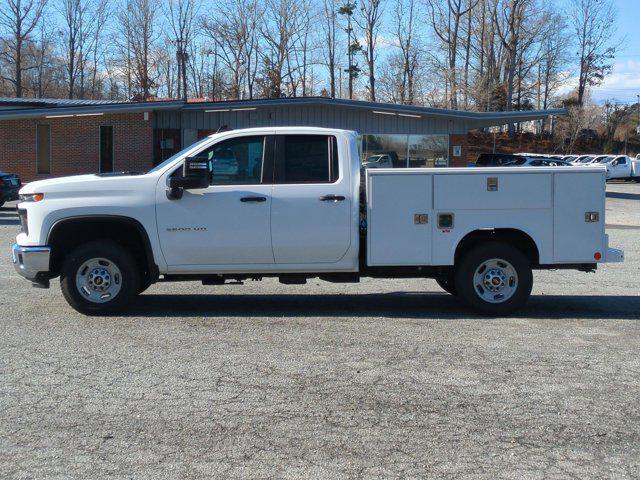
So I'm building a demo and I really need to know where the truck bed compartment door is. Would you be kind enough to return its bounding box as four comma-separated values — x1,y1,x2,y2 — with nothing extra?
367,173,432,266
553,172,605,262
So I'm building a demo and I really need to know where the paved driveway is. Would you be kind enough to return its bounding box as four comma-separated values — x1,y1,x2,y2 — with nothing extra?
1,184,639,479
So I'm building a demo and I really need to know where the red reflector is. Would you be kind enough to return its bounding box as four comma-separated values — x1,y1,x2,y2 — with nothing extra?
594,252,602,260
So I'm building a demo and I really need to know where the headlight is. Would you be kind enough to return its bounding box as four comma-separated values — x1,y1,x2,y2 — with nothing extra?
18,209,28,235
19,193,45,202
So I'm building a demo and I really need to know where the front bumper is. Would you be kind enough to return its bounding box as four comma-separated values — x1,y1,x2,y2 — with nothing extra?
12,243,51,286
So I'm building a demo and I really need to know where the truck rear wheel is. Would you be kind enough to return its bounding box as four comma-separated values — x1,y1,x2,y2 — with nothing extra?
60,240,140,315
455,242,532,316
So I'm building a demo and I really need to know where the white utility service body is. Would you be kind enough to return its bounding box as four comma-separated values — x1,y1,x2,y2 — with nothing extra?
12,127,623,315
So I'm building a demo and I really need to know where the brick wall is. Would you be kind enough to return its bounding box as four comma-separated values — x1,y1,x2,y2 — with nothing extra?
0,112,153,183
448,134,468,167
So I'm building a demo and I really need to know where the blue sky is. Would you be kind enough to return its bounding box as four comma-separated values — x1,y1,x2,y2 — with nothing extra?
586,0,640,104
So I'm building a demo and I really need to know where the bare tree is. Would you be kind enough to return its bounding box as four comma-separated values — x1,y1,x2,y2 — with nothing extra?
167,0,200,101
354,0,383,101
427,0,477,109
202,0,260,99
570,0,618,106
118,0,160,100
259,0,307,97
492,0,527,133
322,0,339,97
0,0,47,97
393,0,419,104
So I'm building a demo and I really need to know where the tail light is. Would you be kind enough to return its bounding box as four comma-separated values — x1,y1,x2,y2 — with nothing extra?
0,178,5,186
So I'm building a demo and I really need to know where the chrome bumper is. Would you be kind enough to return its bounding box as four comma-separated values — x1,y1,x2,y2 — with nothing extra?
12,243,51,286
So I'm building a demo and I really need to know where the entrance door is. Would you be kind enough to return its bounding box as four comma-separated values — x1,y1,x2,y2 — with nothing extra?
99,126,114,173
270,134,352,264
156,134,275,268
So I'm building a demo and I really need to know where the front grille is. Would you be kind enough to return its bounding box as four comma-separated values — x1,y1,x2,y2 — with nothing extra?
18,209,28,235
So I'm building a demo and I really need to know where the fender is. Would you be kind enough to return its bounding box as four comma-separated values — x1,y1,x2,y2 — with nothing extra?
47,215,159,281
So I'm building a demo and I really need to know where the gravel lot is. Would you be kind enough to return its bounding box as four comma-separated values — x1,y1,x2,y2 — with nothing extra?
1,182,639,479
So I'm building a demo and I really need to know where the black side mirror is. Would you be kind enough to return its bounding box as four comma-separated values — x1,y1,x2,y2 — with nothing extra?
166,156,212,200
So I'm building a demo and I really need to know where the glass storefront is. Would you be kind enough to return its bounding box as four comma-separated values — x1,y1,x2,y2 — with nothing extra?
360,134,449,169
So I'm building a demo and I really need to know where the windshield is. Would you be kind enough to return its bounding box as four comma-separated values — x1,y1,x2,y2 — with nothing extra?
594,156,611,163
146,136,213,174
578,156,593,163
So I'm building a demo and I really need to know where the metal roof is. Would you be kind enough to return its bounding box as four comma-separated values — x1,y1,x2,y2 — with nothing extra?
0,96,566,126
181,96,567,123
0,99,183,119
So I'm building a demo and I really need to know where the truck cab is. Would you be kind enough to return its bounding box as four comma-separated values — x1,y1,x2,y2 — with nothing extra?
12,127,623,316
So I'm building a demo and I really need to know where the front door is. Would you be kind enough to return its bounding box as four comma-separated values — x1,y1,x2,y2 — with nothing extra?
270,134,352,264
156,134,275,268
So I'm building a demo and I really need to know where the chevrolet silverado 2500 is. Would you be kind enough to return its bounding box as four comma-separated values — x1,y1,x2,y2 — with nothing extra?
12,127,624,315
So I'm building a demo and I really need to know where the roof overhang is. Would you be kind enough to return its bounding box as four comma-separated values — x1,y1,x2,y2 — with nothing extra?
0,100,183,121
0,96,566,127
182,97,567,126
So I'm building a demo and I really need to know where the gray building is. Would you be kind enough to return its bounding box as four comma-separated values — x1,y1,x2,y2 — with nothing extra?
154,97,564,168
0,96,564,182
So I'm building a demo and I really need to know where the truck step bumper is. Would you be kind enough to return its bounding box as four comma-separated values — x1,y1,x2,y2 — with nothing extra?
12,243,51,287
604,247,624,263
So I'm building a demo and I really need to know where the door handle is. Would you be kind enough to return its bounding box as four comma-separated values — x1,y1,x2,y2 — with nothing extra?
319,194,346,201
240,196,267,202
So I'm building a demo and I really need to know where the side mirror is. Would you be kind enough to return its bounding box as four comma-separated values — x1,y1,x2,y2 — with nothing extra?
166,156,212,200
183,156,212,178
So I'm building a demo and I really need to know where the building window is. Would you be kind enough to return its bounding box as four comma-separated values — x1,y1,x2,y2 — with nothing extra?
36,124,51,174
100,126,114,173
360,134,449,168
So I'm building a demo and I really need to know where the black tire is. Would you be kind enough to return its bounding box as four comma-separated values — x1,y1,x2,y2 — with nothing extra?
60,240,140,315
138,278,152,294
436,275,457,296
454,241,533,316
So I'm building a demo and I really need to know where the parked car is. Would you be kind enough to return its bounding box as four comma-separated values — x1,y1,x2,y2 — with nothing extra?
210,148,239,177
0,171,21,208
632,157,640,181
362,154,393,169
572,155,595,165
477,155,573,167
591,155,638,180
474,153,528,166
12,127,623,316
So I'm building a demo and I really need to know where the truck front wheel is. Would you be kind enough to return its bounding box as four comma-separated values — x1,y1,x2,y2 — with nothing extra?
455,242,532,316
60,240,140,315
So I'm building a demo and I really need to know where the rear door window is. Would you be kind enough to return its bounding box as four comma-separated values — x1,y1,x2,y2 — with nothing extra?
275,135,339,183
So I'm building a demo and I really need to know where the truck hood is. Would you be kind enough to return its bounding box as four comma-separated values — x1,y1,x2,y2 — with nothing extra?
20,173,151,196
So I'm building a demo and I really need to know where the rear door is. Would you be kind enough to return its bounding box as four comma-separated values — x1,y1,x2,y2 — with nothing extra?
270,134,352,264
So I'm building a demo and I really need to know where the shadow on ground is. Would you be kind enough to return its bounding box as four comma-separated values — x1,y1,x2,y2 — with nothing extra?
606,191,640,201
129,291,640,320
0,209,18,226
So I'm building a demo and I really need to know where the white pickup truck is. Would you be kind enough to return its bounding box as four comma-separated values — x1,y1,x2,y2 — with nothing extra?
12,127,623,316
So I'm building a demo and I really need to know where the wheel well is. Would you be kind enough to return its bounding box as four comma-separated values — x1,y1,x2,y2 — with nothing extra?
47,217,159,283
454,228,540,266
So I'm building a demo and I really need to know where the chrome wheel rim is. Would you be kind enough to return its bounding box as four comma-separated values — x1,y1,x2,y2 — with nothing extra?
473,258,518,304
75,257,122,303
